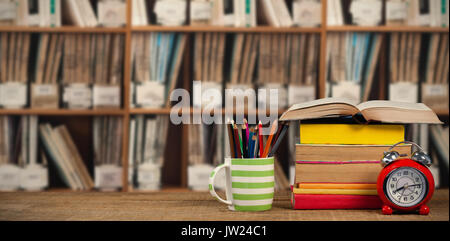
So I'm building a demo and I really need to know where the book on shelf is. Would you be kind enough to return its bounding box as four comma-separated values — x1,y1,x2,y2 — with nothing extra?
292,0,322,27
0,0,127,27
153,0,187,26
0,115,40,167
349,0,382,26
194,32,226,83
389,32,422,85
258,33,319,85
39,123,94,190
97,0,126,27
386,0,449,27
132,32,187,107
326,32,383,102
0,0,61,27
93,116,123,167
430,124,449,169
0,32,30,84
133,0,188,26
279,98,443,124
128,115,169,190
424,33,449,85
328,0,448,27
258,0,293,27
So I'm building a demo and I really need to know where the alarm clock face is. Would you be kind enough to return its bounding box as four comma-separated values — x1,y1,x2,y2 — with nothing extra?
384,166,429,208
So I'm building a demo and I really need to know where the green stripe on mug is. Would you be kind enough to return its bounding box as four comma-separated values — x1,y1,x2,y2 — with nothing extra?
234,204,272,212
231,159,274,166
233,193,274,200
231,170,274,177
232,182,275,189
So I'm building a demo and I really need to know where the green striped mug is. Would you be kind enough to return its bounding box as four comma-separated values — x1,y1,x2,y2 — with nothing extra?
209,157,274,212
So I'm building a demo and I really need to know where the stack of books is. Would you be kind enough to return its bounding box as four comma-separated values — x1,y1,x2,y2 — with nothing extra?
292,124,410,209
280,98,442,210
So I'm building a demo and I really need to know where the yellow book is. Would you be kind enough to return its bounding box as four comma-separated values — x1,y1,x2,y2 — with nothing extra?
293,188,378,196
300,124,405,145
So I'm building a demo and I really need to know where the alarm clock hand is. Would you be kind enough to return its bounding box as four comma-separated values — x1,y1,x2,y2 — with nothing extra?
394,184,421,193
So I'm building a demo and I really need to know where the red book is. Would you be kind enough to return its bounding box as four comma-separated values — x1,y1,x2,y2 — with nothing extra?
291,192,382,210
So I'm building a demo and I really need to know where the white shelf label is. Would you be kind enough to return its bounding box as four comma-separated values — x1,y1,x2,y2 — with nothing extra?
0,82,27,108
389,82,418,103
190,1,212,21
63,84,92,108
137,163,161,190
188,164,214,191
288,85,315,106
94,165,122,190
386,1,407,20
136,82,165,107
332,81,361,103
20,165,48,191
0,164,21,191
33,84,57,96
93,85,121,107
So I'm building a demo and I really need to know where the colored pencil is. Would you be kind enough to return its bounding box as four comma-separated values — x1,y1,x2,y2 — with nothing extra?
248,129,254,158
262,120,278,158
258,121,263,158
227,120,236,158
272,122,283,148
268,123,289,157
244,118,249,141
242,124,248,158
251,134,257,158
233,124,242,158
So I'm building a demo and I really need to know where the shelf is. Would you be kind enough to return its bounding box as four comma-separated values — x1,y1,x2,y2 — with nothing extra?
0,108,126,116
327,25,450,33
131,25,323,33
0,26,127,33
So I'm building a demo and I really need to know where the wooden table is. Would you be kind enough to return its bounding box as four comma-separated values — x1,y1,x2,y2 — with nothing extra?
0,189,448,221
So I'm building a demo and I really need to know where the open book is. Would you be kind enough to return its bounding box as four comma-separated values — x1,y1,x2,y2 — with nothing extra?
279,98,443,124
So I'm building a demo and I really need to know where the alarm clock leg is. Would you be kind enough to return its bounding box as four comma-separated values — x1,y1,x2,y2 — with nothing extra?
419,204,430,215
382,205,393,215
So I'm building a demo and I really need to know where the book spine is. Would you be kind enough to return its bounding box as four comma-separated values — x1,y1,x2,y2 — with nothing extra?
291,193,382,210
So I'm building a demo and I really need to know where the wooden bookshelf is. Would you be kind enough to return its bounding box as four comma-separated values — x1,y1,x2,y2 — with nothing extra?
0,109,126,116
131,25,323,33
0,0,448,193
326,25,450,33
0,26,127,33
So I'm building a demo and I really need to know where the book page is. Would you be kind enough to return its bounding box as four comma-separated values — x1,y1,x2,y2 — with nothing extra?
356,100,431,111
286,97,360,112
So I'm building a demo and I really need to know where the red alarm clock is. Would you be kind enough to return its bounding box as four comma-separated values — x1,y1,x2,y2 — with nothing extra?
377,141,435,215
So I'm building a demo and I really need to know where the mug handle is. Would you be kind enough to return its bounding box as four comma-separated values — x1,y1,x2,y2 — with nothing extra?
209,163,232,205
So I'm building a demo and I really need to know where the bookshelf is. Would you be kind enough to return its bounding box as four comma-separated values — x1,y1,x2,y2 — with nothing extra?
0,0,448,192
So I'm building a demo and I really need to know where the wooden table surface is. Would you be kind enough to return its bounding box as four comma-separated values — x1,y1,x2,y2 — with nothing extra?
0,189,448,221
